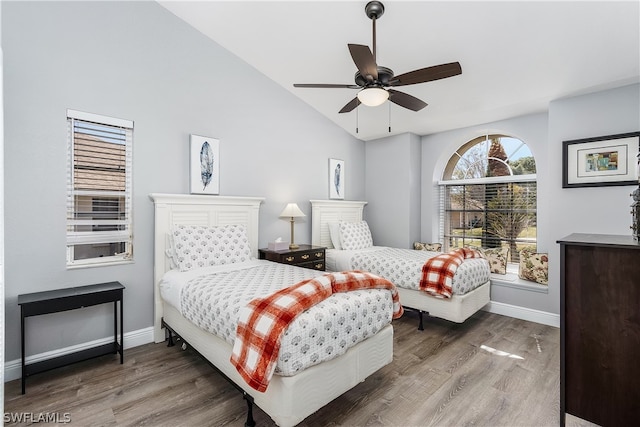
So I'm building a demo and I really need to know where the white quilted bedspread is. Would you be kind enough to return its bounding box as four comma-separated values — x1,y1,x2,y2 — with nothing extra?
160,260,394,376
348,247,490,295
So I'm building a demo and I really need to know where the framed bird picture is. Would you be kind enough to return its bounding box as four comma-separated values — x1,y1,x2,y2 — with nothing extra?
190,134,219,195
329,158,345,199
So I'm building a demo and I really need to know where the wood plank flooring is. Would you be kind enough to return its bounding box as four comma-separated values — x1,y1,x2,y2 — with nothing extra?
4,310,592,426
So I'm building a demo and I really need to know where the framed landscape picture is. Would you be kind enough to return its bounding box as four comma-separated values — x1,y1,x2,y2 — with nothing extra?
562,132,640,188
190,135,219,194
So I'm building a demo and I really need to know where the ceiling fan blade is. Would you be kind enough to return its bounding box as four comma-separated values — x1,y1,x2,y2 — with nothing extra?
388,89,427,111
348,44,378,82
339,97,361,114
294,83,360,89
389,62,462,87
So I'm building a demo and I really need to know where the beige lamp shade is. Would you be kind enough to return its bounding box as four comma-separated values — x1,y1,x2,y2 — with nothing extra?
280,203,305,249
279,203,306,218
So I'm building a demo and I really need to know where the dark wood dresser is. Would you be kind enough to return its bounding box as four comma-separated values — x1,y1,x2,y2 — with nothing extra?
259,244,326,271
557,233,640,426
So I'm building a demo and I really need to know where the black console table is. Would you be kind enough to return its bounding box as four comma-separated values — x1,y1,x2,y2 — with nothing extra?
18,281,124,394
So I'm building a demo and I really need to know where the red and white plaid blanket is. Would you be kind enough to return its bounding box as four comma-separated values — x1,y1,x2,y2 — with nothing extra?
230,271,403,392
419,248,484,299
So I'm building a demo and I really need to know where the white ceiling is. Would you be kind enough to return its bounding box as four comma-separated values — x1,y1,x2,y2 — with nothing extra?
158,1,640,141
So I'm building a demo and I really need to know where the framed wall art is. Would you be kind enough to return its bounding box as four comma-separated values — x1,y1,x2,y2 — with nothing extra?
190,134,219,194
329,158,345,199
562,132,640,188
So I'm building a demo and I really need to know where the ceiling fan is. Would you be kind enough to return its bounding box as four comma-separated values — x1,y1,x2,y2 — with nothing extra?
293,1,462,113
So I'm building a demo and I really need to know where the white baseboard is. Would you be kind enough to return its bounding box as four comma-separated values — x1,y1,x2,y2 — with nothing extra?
484,301,560,328
5,304,558,383
4,327,154,383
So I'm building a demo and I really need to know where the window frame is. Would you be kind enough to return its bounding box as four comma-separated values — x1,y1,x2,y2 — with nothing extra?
438,135,538,263
66,109,133,268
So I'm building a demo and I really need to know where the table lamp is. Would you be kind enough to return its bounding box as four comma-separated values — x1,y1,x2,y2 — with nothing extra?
279,203,305,249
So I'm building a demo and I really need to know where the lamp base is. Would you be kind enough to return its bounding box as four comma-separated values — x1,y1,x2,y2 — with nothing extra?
288,217,299,250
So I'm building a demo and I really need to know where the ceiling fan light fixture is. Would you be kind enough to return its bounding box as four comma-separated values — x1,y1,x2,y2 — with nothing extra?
293,1,461,115
357,87,389,106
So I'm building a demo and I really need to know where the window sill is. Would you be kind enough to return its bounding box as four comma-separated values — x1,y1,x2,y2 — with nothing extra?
490,272,548,293
67,259,134,270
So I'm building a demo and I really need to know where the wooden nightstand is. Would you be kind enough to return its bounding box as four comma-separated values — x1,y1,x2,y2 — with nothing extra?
259,244,326,271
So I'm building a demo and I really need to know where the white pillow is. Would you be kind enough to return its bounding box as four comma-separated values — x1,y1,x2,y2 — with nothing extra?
328,222,342,250
339,221,373,250
171,224,252,271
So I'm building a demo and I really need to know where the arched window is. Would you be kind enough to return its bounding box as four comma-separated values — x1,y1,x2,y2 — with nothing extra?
439,134,537,263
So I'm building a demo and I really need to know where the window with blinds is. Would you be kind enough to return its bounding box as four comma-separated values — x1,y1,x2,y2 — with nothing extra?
439,178,537,262
439,135,537,263
66,110,133,267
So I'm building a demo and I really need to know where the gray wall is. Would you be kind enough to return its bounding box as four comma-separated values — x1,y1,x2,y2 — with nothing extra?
418,84,639,315
364,133,421,248
2,1,364,362
544,84,640,314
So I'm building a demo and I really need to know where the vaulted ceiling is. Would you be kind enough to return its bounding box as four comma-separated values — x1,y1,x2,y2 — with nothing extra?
159,1,640,141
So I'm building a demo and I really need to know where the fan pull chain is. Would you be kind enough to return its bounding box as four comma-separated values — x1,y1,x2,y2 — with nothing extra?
356,105,359,134
388,101,391,133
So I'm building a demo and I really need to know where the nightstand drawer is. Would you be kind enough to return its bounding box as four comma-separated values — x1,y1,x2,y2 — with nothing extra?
280,250,324,265
299,260,326,271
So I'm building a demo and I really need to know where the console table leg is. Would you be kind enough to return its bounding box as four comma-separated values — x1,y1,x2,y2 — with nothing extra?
113,301,118,355
21,306,26,394
120,297,124,364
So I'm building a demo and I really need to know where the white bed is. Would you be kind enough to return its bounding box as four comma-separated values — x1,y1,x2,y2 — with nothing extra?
310,199,491,325
150,193,394,427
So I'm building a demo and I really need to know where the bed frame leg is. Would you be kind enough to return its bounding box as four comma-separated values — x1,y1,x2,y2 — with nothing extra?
243,392,256,427
418,311,424,331
165,326,175,347
161,318,176,347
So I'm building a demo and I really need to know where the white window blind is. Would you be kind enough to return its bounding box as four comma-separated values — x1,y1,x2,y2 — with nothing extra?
66,110,133,267
439,178,537,262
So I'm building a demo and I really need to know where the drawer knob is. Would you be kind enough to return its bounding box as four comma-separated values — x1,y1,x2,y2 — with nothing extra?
315,263,323,269
315,252,323,258
302,254,310,260
286,256,295,262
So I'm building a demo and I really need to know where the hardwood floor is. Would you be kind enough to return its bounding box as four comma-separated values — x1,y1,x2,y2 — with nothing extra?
5,311,584,426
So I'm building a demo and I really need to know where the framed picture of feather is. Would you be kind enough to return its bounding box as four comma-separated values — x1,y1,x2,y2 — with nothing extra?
329,158,345,199
189,134,219,195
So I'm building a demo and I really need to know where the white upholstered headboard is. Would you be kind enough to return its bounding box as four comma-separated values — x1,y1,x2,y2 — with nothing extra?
149,193,264,342
310,200,367,248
